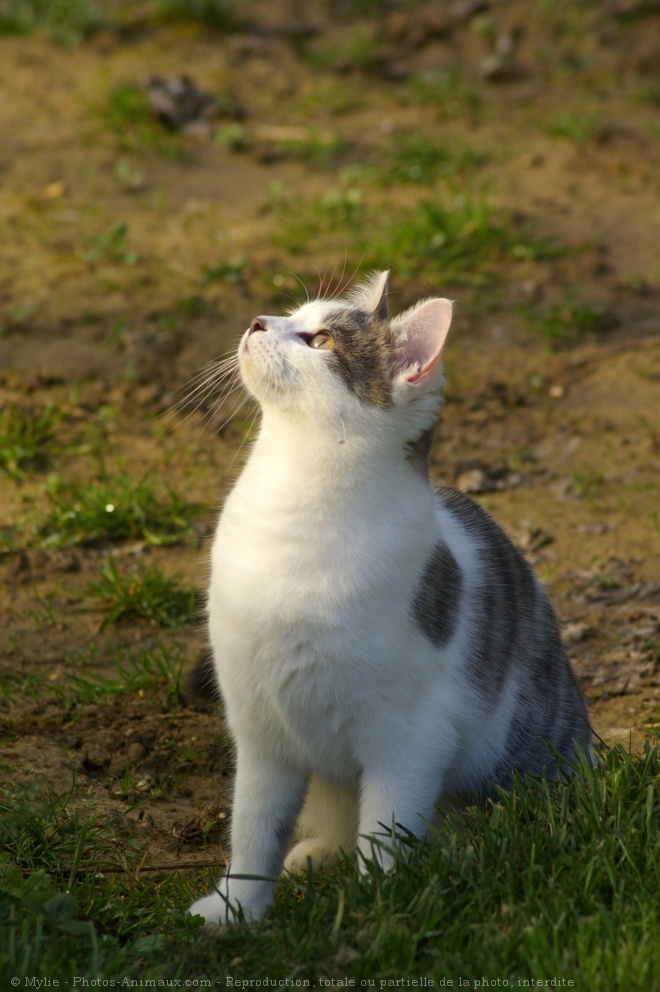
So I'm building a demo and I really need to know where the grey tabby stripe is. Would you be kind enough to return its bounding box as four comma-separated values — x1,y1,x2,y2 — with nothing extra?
411,542,463,648
323,308,393,410
438,486,538,698
436,486,591,789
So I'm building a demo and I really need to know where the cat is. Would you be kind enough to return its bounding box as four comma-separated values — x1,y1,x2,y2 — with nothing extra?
188,271,592,925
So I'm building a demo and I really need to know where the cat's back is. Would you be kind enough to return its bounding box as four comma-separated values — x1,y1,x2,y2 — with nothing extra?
428,482,567,679
426,484,591,789
432,483,539,602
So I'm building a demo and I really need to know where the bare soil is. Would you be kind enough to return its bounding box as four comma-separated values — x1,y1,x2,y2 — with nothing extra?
0,0,659,873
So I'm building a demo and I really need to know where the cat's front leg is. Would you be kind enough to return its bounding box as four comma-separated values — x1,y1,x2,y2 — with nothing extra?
357,778,436,872
357,738,454,872
189,747,307,924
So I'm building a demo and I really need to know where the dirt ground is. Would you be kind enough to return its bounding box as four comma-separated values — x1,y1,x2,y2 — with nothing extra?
0,0,659,872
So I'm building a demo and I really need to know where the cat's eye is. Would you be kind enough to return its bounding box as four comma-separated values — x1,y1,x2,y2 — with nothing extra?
301,331,334,350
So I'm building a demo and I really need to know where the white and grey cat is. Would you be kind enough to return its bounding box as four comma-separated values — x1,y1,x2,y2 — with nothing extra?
189,271,592,925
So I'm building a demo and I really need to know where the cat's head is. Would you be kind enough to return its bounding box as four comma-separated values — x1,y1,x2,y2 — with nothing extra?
238,271,452,459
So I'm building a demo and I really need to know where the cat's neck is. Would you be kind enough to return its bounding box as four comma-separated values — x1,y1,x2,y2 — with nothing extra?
249,407,429,496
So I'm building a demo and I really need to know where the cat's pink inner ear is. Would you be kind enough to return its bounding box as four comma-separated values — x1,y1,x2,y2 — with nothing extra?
397,299,453,383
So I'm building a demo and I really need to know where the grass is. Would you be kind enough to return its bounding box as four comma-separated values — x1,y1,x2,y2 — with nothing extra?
154,0,250,30
520,290,604,347
0,642,188,708
543,112,599,145
569,470,606,501
216,121,347,164
0,403,124,485
84,222,139,266
200,255,247,288
38,469,204,548
272,185,561,286
308,26,384,73
0,0,267,44
0,780,196,982
409,68,482,121
88,557,198,628
294,80,365,117
99,82,186,157
380,134,487,186
1,742,659,986
269,183,367,271
0,301,38,338
270,131,347,166
0,405,59,479
374,194,512,283
0,0,107,45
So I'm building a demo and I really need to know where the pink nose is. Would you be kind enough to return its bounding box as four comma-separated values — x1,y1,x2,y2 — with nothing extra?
249,317,267,334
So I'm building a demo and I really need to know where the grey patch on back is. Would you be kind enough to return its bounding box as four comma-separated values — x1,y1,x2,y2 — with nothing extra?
323,308,393,409
436,485,592,791
411,541,463,649
486,671,591,799
438,486,538,697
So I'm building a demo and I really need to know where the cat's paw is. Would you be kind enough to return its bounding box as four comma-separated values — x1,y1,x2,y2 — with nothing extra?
188,878,270,925
189,891,233,926
283,839,342,876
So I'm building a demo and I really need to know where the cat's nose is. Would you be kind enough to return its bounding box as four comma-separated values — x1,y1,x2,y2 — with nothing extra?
249,317,268,334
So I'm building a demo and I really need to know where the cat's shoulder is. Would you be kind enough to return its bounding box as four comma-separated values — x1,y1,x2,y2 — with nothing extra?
432,483,528,563
433,483,498,532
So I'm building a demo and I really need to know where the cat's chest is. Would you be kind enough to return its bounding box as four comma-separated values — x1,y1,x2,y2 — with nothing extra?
210,491,433,775
210,454,435,626
207,450,447,773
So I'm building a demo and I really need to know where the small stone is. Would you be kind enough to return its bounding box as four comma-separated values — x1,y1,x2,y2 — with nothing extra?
82,744,111,769
562,622,593,646
43,181,66,200
127,742,147,763
456,468,487,493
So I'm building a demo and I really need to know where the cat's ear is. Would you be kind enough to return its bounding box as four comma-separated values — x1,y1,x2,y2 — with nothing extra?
390,298,453,384
348,270,390,319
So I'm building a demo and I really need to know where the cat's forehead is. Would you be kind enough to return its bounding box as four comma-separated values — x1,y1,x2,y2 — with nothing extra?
288,298,364,330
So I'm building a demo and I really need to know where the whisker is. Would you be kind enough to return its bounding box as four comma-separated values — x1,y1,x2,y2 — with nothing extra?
279,268,308,314
333,258,347,301
322,250,347,303
160,348,243,434
180,367,239,411
163,380,238,432
341,251,368,301
320,263,336,303
224,404,261,476
202,391,253,443
313,265,323,302
169,359,237,410
182,354,239,395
